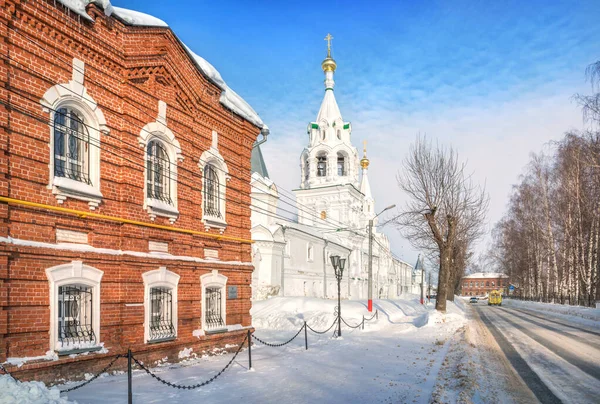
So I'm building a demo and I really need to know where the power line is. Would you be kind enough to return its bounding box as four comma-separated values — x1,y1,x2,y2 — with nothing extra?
2,21,357,231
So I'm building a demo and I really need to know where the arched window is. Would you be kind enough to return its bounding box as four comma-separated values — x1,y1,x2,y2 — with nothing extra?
54,107,92,185
46,261,103,353
337,152,346,176
200,270,228,332
143,267,179,343
307,243,314,262
321,130,326,141
337,129,341,140
317,154,327,177
304,158,310,181
204,164,221,218
42,58,108,210
146,140,172,204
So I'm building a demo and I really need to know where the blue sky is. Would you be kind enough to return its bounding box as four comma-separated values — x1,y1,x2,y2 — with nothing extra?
117,0,599,266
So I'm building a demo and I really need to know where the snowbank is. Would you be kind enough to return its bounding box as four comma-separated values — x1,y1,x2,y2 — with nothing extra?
251,296,466,333
0,375,72,404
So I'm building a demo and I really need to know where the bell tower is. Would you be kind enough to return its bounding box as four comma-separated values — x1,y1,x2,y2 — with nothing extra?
294,35,364,229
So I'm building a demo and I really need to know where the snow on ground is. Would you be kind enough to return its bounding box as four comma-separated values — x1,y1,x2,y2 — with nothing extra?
58,296,466,403
503,299,600,330
0,375,70,404
431,304,538,404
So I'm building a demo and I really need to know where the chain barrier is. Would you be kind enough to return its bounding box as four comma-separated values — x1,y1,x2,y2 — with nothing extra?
60,354,124,393
364,310,378,322
252,324,305,347
306,317,338,334
132,333,248,390
340,317,363,329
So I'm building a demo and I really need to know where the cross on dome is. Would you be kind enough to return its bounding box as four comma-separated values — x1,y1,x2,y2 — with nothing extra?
324,33,333,57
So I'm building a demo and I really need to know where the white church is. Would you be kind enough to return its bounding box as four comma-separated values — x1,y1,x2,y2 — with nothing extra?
250,36,425,301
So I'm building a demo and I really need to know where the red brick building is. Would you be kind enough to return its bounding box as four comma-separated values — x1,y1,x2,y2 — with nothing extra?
460,272,509,296
0,0,268,383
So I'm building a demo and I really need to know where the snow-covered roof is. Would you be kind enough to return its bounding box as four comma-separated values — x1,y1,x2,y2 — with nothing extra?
56,1,267,131
462,272,508,279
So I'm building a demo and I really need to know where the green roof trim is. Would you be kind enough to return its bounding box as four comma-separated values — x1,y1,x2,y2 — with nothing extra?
343,123,350,130
311,123,319,129
325,87,334,91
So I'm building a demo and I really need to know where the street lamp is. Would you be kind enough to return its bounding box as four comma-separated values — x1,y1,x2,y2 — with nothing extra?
368,204,396,312
330,254,346,338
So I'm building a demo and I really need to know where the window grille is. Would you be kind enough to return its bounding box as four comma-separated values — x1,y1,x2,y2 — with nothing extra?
58,285,96,346
54,107,92,185
146,140,173,204
317,156,327,177
204,164,222,218
337,156,345,176
149,287,176,341
205,287,224,329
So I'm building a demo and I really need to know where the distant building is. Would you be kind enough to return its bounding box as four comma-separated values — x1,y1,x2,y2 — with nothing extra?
461,273,509,296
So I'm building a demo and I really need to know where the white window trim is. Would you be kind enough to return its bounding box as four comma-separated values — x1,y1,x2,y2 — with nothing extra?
45,261,103,352
41,77,109,210
199,132,230,233
200,270,227,332
142,267,180,343
139,102,183,224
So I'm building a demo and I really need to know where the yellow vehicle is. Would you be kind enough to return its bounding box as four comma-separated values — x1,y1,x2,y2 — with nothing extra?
488,290,502,306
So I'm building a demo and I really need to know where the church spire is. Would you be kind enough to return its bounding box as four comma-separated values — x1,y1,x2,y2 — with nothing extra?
316,33,342,124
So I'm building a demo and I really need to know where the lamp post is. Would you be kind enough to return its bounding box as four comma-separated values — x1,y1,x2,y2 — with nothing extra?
330,254,346,338
368,204,396,312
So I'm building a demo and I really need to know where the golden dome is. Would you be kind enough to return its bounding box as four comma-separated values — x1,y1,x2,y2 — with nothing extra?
360,139,369,169
322,57,337,72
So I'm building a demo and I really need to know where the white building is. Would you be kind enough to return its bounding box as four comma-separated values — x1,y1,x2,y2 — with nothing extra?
251,36,424,301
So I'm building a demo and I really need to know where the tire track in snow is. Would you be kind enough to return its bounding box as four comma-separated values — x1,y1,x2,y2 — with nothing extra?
477,307,561,404
508,307,600,337
499,307,600,350
492,309,600,380
481,306,600,404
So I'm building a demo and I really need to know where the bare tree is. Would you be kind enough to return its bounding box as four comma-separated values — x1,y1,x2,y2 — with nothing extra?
574,61,600,125
395,136,489,312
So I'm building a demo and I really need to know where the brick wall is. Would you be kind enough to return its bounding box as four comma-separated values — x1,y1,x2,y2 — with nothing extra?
461,277,508,296
0,0,261,383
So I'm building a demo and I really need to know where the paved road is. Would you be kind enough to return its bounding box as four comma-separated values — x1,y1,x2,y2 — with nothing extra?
474,303,600,403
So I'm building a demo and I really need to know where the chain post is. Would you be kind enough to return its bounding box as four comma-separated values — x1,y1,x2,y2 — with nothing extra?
362,315,364,330
247,330,252,370
304,322,308,350
376,310,378,320
127,349,132,404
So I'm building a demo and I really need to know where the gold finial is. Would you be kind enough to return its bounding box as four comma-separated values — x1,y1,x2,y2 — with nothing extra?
360,140,370,169
325,33,333,58
321,33,337,72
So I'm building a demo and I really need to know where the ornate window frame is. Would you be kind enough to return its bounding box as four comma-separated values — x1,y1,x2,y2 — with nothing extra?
199,131,230,232
142,267,180,343
46,261,103,353
139,101,183,223
200,270,228,332
41,58,109,210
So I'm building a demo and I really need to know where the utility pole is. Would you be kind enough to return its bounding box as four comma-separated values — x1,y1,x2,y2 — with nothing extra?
428,271,432,302
368,218,373,312
420,265,425,305
368,204,395,312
